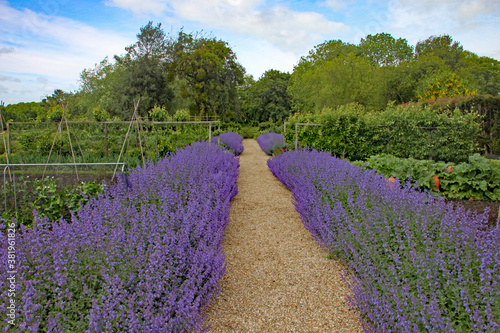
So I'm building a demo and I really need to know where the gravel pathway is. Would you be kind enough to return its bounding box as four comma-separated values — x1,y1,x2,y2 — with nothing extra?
204,139,363,332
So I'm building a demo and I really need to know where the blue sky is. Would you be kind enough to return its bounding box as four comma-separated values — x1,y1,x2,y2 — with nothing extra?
1,0,499,105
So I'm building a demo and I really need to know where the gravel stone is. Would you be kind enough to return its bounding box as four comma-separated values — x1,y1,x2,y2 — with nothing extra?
204,139,363,332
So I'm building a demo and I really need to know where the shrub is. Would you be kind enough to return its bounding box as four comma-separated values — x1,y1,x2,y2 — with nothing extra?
285,102,482,163
256,133,286,155
172,109,190,122
213,131,244,155
1,177,103,228
148,105,172,122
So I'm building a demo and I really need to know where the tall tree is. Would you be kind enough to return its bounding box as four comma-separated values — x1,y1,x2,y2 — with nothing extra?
172,32,244,120
289,52,383,112
359,32,414,66
415,34,464,70
458,51,500,95
289,40,362,112
241,70,292,123
382,54,449,103
79,22,175,119
125,21,171,60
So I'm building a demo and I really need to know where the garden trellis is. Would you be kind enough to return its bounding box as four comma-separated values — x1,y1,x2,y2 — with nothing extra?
0,102,11,179
1,98,219,221
43,103,82,179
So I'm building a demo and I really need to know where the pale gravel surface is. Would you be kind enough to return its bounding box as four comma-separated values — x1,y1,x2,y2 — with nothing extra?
204,139,363,332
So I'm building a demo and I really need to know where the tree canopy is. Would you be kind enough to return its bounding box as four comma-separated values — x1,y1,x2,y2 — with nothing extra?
4,30,499,124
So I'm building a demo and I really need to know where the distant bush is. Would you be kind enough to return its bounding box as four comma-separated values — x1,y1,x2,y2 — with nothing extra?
285,102,481,163
256,133,286,155
213,131,244,155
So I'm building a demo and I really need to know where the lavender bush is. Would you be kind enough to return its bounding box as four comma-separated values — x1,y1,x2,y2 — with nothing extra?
268,149,500,332
213,131,244,155
0,141,239,332
256,133,286,155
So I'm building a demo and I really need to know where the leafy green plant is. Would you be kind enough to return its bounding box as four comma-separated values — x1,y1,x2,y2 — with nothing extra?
359,153,500,201
285,102,481,163
1,177,103,228
439,154,500,200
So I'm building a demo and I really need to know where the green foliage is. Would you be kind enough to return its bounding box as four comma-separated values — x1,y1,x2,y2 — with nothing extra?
315,103,377,160
148,105,172,122
258,121,283,135
439,154,500,200
125,21,170,59
1,102,44,122
378,103,481,162
359,154,448,191
172,109,190,122
288,52,385,112
359,32,414,66
458,51,500,96
171,32,244,121
78,22,176,119
240,70,292,123
359,153,500,201
91,107,110,122
239,126,258,139
415,34,464,70
1,177,103,228
46,105,66,122
420,94,500,156
285,102,481,163
288,32,497,114
212,121,244,138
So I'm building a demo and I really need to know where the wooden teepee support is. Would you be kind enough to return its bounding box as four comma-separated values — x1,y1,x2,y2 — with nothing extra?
0,101,12,180
43,103,81,180
112,98,147,180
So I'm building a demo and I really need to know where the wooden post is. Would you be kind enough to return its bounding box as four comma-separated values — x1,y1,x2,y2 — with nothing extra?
6,122,10,155
209,122,212,143
295,123,298,150
104,122,108,158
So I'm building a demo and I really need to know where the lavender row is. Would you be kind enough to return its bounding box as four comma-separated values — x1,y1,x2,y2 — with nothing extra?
256,133,286,155
213,131,244,155
268,149,499,332
0,141,239,332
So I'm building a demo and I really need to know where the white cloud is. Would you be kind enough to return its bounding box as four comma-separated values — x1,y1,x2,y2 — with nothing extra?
0,46,14,55
0,2,132,59
231,36,300,78
377,0,500,60
106,0,348,52
0,75,21,82
0,1,135,104
322,0,345,11
389,0,500,30
105,0,169,15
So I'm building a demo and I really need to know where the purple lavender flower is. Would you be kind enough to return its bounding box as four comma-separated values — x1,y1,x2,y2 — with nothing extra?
268,149,499,333
0,141,239,332
213,131,244,155
256,133,286,155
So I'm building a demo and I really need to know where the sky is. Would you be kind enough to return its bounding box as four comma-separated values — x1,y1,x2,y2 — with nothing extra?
0,0,499,105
